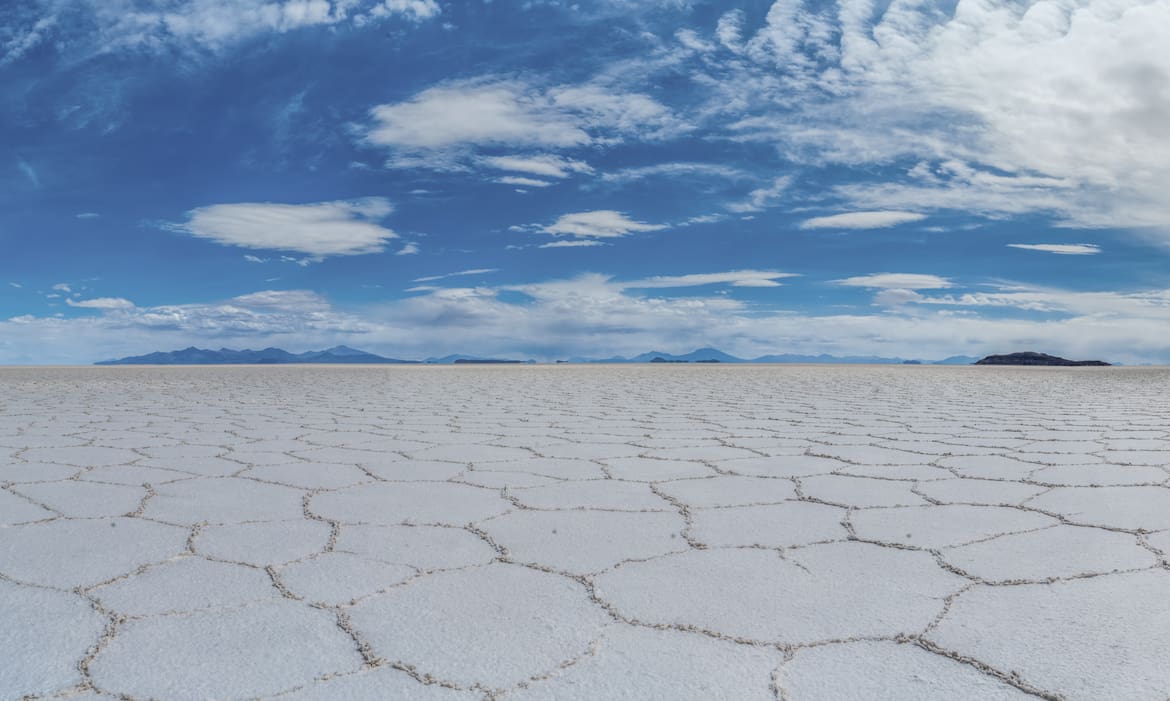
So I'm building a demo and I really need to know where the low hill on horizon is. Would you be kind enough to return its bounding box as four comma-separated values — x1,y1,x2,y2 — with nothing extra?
975,352,1111,366
95,346,415,365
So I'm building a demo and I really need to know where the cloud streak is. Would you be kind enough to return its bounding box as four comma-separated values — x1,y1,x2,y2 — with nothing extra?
801,211,927,230
537,210,666,241
1007,244,1101,256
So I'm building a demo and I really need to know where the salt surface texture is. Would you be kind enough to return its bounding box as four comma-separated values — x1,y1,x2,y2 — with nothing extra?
1,365,1169,700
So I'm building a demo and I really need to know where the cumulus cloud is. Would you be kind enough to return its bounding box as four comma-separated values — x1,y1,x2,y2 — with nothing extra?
835,274,953,290
65,297,135,310
368,81,588,152
800,211,927,230
0,288,377,363
366,78,682,169
538,210,666,240
173,198,397,257
1007,243,1101,255
10,275,1170,365
717,0,1170,230
371,276,1170,364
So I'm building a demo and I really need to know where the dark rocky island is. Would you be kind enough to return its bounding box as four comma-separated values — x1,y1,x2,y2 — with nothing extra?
975,352,1110,367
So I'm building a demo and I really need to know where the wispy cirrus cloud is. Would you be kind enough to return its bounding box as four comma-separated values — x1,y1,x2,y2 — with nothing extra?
539,240,606,249
627,270,796,289
171,198,397,258
480,154,593,179
801,211,927,230
412,268,499,283
601,162,748,184
725,176,792,214
1007,243,1100,256
4,0,444,61
496,176,553,188
834,274,953,290
535,210,666,242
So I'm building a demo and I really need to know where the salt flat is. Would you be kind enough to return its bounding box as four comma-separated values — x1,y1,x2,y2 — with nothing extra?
1,365,1169,701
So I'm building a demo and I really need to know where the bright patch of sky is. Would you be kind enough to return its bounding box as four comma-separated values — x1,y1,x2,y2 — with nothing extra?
3,0,1170,364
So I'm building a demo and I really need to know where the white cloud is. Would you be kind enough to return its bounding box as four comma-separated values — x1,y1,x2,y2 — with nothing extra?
725,176,792,213
546,84,686,141
480,154,593,178
539,240,606,249
17,159,39,188
368,81,588,152
681,213,726,226
539,210,666,240
9,282,23,288
715,9,744,52
835,274,953,290
1,14,55,66
801,211,927,230
395,242,419,256
51,283,71,293
873,289,925,307
495,176,552,188
1007,243,1101,256
174,198,397,257
413,268,499,283
717,0,1170,230
366,79,682,168
75,212,100,219
65,297,135,310
601,162,748,183
12,276,1170,365
243,254,268,263
627,270,796,289
366,0,440,22
676,28,714,53
5,0,443,59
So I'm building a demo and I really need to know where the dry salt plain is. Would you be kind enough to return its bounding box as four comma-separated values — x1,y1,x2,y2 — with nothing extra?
2,365,1170,701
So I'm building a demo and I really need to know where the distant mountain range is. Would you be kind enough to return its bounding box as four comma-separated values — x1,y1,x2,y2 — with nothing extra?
95,345,983,366
570,347,979,365
95,346,416,365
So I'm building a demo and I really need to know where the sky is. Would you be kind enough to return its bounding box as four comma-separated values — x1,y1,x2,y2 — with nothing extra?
3,0,1170,364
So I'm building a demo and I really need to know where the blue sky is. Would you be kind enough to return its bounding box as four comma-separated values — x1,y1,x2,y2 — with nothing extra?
3,0,1170,364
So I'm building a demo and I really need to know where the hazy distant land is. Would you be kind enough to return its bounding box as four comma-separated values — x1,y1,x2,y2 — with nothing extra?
96,345,986,366
95,346,1118,367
